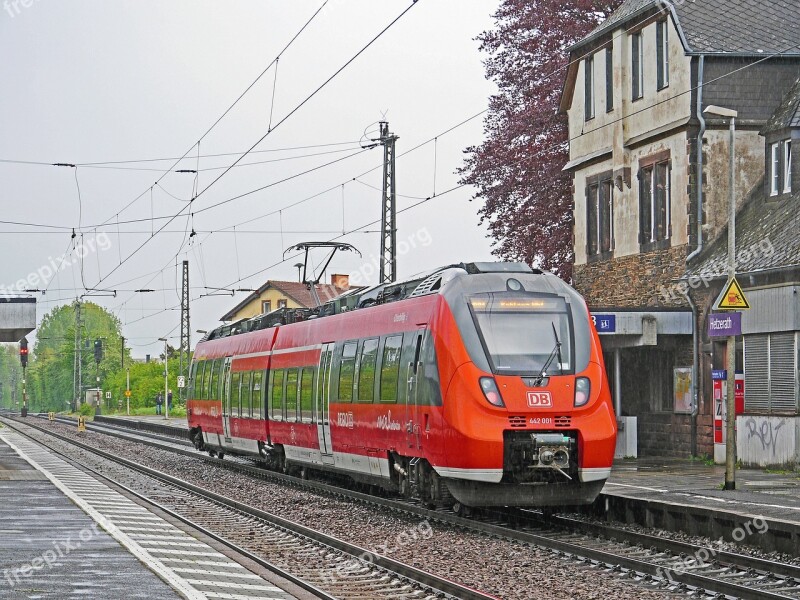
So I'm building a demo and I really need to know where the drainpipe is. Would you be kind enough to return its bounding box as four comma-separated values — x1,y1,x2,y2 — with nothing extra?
687,54,706,263
684,55,705,459
683,289,700,458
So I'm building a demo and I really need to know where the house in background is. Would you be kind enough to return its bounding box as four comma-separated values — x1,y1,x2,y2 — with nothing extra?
560,0,800,457
220,274,351,322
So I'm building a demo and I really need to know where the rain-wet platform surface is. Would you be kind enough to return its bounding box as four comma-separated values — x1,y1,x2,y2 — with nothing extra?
0,437,182,599
602,457,800,549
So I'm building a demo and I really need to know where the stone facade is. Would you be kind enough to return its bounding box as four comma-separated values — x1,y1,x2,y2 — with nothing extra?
574,244,689,308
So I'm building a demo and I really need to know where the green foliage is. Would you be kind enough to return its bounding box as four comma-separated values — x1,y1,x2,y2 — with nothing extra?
79,402,95,417
22,301,190,416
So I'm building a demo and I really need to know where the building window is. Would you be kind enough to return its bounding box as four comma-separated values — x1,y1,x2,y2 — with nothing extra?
277,299,287,309
639,154,671,248
605,47,613,112
586,174,614,259
656,20,669,90
784,140,792,193
584,55,595,120
771,142,780,195
631,32,643,101
261,300,272,314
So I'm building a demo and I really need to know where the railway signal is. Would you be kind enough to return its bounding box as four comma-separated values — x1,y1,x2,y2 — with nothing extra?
94,339,103,363
19,337,28,368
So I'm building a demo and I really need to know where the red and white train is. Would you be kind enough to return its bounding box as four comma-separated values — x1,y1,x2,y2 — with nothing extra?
187,262,616,508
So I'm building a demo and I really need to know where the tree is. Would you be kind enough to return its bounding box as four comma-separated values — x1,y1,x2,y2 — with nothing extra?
460,0,621,280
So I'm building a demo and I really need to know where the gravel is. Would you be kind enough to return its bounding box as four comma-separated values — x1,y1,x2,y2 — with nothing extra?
15,418,678,600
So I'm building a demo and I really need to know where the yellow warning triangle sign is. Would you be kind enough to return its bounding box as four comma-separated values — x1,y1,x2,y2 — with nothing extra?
716,277,751,310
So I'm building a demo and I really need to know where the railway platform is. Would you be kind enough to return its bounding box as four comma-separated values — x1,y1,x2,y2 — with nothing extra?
0,426,306,600
600,456,800,553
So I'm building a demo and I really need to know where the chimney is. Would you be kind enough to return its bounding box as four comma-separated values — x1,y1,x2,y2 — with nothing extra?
330,273,350,290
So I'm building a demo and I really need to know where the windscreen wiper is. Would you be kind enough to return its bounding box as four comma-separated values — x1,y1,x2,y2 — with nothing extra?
532,322,562,386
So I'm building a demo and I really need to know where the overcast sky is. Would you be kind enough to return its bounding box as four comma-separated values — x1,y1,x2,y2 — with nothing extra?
0,0,498,356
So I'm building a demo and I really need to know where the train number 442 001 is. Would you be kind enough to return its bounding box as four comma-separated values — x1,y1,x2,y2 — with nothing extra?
529,417,553,425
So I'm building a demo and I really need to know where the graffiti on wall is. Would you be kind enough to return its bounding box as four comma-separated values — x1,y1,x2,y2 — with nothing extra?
744,417,785,458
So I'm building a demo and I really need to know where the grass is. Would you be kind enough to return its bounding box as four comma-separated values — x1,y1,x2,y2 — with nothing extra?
689,454,715,466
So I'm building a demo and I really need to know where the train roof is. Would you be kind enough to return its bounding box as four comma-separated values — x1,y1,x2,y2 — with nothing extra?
201,262,561,343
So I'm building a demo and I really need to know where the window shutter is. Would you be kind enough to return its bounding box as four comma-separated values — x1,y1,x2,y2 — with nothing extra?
770,333,797,412
744,335,770,412
656,22,664,89
585,186,591,255
605,47,613,111
632,36,639,99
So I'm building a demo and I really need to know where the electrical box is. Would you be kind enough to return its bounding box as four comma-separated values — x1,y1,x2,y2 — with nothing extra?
614,416,638,458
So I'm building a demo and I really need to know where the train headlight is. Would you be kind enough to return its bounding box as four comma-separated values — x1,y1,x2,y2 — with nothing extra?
574,377,591,407
479,377,505,408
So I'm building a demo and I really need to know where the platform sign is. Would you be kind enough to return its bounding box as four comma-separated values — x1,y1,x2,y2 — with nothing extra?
177,376,186,389
708,312,742,337
716,277,750,310
105,391,111,399
591,314,616,333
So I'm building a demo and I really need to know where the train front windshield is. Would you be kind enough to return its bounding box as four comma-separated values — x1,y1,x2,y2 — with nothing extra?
468,294,573,376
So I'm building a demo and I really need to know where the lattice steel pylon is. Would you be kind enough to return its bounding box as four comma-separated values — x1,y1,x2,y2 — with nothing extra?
379,121,398,284
73,300,82,411
179,260,190,403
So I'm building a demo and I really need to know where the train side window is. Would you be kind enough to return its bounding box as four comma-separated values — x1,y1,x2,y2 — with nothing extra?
201,361,211,399
380,335,403,403
240,371,252,418
251,371,264,419
191,361,201,399
338,342,357,402
357,338,379,403
300,368,314,422
285,368,299,422
270,370,284,420
230,371,241,416
209,360,221,400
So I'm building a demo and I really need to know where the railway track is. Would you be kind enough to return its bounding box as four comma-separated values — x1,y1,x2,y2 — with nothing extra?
1,415,495,600
16,412,800,600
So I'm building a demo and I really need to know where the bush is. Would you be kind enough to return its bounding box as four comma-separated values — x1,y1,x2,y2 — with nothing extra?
78,403,95,418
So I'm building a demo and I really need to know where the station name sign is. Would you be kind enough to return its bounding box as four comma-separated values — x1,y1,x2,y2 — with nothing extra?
707,312,742,337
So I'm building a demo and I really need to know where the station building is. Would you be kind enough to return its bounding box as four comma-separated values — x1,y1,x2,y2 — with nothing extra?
560,0,800,458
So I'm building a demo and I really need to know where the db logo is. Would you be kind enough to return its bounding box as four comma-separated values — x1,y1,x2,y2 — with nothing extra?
527,391,553,408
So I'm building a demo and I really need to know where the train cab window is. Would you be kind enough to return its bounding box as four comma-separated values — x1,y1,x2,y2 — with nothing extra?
285,369,299,422
357,338,379,403
338,342,358,402
300,368,314,422
380,335,403,403
190,361,201,399
251,371,264,419
230,371,241,416
270,370,285,420
240,371,252,418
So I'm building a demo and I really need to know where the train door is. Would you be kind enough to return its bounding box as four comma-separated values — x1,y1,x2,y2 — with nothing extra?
404,328,425,451
221,357,233,441
316,343,335,464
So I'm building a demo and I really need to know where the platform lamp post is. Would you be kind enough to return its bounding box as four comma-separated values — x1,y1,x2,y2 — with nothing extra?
704,104,738,491
159,337,169,420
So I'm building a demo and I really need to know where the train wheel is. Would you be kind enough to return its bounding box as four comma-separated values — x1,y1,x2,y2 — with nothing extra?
453,502,473,518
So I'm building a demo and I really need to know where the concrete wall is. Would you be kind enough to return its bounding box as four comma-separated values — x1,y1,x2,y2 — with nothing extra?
0,298,36,342
702,128,764,244
737,415,800,468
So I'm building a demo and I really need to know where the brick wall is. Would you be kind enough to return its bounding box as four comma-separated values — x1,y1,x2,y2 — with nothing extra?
638,413,714,457
573,244,690,308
